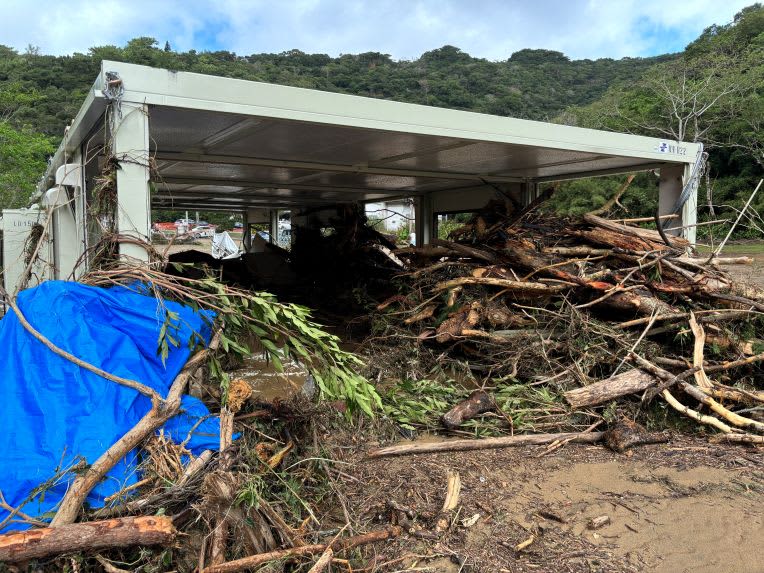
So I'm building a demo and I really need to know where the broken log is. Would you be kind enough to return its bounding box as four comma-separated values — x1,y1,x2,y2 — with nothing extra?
0,516,175,562
677,256,753,266
565,369,659,409
542,246,610,257
603,419,668,453
433,276,568,295
307,547,333,573
431,238,497,263
368,431,604,458
201,526,402,573
442,390,494,429
592,287,675,316
583,213,689,249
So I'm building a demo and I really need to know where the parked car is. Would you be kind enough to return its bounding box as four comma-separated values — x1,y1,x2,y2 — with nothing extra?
190,224,214,238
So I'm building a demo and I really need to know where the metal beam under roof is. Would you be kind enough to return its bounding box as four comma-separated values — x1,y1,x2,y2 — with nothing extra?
37,60,702,213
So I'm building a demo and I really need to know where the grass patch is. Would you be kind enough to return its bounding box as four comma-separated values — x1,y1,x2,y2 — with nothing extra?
695,241,764,255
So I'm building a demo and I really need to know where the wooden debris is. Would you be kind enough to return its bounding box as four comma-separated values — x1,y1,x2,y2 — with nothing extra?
603,419,668,453
442,390,494,429
441,471,461,512
515,535,535,551
307,547,333,573
587,515,611,530
0,516,176,562
565,370,658,409
201,526,402,573
368,432,605,458
51,333,220,527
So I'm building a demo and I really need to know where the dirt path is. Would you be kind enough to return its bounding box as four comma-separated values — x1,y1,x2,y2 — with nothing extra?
333,436,764,572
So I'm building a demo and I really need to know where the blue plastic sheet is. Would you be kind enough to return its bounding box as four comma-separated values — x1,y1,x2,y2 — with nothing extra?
0,281,223,532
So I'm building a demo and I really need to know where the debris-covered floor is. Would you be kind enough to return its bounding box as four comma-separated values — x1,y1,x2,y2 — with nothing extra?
327,431,764,573
2,198,764,572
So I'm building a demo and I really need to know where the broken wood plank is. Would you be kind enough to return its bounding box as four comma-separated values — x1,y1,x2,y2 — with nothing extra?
0,516,176,562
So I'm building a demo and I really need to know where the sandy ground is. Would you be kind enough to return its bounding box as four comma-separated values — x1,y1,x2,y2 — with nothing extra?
332,435,764,573
715,246,764,287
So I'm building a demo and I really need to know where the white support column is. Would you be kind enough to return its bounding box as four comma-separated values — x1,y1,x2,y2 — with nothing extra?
521,180,538,206
681,163,697,245
415,194,433,246
44,187,78,280
113,103,151,262
74,147,88,279
658,164,685,238
51,157,84,280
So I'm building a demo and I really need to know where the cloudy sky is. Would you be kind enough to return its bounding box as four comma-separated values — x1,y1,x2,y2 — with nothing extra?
1,0,754,60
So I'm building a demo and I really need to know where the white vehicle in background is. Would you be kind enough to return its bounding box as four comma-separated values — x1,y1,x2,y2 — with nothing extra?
190,224,215,238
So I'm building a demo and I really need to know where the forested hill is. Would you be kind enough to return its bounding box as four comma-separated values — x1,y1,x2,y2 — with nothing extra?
1,42,671,136
0,4,762,227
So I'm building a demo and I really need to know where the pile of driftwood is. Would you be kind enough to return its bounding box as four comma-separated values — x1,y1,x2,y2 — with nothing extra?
367,206,764,446
0,262,396,571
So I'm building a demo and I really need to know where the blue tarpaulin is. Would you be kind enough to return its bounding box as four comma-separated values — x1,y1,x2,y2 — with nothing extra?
0,281,224,532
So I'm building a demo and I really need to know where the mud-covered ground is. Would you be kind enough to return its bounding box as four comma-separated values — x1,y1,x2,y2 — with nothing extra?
321,432,764,573
715,244,764,287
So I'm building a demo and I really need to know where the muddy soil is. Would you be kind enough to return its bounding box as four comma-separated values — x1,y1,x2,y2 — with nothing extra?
721,247,764,287
329,435,764,572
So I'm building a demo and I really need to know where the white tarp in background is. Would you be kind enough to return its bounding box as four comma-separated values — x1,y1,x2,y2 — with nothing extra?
211,231,240,260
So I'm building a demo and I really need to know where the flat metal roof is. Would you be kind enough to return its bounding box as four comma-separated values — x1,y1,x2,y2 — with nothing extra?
38,61,702,211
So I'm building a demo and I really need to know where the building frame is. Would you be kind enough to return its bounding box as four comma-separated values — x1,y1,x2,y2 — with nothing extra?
26,60,702,278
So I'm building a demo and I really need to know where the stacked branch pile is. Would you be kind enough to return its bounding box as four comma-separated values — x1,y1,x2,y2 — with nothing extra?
367,206,764,443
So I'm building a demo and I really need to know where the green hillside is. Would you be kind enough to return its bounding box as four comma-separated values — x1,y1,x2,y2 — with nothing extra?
1,4,762,236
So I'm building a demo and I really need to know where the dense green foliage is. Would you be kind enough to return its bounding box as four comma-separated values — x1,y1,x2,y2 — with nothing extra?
0,122,55,209
0,5,762,234
561,5,764,229
0,40,669,137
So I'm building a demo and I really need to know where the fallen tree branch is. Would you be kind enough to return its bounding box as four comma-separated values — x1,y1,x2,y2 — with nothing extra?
430,238,497,263
0,516,175,562
588,174,635,216
368,431,604,458
678,382,764,433
433,276,567,295
50,332,220,527
661,389,734,434
709,433,764,445
201,526,402,573
307,547,333,573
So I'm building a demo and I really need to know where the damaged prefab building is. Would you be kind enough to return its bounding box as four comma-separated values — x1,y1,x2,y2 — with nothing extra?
2,61,703,289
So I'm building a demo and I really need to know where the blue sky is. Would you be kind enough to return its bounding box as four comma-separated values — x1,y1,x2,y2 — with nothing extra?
1,0,755,60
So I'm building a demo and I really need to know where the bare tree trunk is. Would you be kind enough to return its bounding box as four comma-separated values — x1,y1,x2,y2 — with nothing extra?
0,516,175,562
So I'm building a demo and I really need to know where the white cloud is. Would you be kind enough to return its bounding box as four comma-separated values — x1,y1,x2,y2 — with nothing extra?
0,0,754,60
